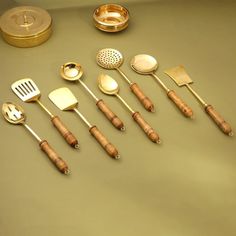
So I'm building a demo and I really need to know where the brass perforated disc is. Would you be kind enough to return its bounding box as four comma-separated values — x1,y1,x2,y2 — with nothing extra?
96,48,124,69
0,6,52,47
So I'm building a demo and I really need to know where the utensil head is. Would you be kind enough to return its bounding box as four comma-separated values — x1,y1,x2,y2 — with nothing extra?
48,87,78,111
96,48,123,69
11,78,41,102
130,54,158,75
164,65,193,87
2,102,26,124
60,62,83,81
97,74,119,95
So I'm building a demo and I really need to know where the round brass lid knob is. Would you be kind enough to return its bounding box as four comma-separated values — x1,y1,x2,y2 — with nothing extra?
0,6,52,47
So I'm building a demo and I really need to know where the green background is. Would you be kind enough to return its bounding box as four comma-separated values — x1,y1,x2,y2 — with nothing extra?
0,1,236,235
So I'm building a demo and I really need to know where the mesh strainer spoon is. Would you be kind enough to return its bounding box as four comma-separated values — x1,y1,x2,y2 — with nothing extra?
96,48,155,112
130,54,193,118
2,102,70,175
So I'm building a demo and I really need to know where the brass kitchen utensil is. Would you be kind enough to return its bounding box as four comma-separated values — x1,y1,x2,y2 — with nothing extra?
93,4,129,32
96,48,155,112
11,78,79,148
2,102,70,174
130,54,193,118
0,6,52,47
60,62,125,131
48,87,120,159
98,74,161,143
165,65,233,136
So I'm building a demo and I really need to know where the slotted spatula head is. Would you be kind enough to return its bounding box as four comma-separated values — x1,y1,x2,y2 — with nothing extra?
11,78,41,102
164,65,193,87
48,87,78,111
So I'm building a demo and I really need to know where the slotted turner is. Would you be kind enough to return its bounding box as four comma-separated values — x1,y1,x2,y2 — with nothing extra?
165,65,233,136
48,87,120,159
11,78,79,148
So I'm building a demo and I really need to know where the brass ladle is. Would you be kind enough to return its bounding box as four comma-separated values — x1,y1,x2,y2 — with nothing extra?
60,62,125,131
98,74,161,143
130,54,193,118
2,102,70,175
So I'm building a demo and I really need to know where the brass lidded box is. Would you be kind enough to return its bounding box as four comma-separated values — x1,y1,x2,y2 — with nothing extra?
0,6,52,47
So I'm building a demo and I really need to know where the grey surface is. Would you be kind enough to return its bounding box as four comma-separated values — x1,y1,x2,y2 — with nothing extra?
0,1,236,236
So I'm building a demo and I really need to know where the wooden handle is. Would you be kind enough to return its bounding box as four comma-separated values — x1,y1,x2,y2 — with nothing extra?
167,90,193,118
51,116,79,148
132,112,161,143
96,99,125,131
205,105,233,135
130,83,155,112
89,126,119,159
39,140,70,174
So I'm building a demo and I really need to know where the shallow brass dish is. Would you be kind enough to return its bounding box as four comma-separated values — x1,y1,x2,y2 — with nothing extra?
93,4,130,33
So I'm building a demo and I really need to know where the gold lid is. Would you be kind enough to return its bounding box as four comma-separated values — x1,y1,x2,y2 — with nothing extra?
0,6,52,47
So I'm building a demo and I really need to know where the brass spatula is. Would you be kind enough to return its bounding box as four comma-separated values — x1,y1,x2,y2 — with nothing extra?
11,78,79,148
165,65,233,136
48,87,120,159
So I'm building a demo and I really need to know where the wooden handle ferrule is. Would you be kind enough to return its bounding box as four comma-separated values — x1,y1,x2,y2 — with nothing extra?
89,126,119,159
96,99,125,131
130,83,155,112
39,140,70,174
51,116,79,148
167,90,193,118
205,105,233,136
132,112,161,143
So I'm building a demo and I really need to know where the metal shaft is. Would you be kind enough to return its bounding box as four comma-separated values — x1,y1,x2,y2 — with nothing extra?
36,100,54,118
116,68,132,85
23,123,42,142
78,80,99,102
151,73,170,93
73,108,92,128
115,93,135,114
185,84,208,107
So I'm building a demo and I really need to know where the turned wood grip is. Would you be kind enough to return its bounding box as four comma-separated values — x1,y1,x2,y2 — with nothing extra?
51,116,79,148
130,83,155,112
89,126,119,159
205,105,232,135
167,90,193,118
132,112,160,143
39,140,70,174
96,99,125,130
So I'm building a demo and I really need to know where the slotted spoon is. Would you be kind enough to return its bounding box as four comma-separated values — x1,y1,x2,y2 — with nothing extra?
48,87,120,159
2,102,70,174
11,78,79,148
96,48,155,112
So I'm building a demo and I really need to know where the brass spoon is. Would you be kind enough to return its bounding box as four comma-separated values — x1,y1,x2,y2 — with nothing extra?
60,62,125,131
98,74,161,143
2,102,70,174
130,54,193,118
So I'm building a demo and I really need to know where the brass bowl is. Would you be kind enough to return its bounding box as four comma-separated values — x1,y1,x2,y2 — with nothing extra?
93,4,130,33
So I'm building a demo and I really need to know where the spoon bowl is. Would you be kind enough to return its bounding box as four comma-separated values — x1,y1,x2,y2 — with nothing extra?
2,102,26,125
60,62,83,81
130,54,159,75
98,74,120,95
